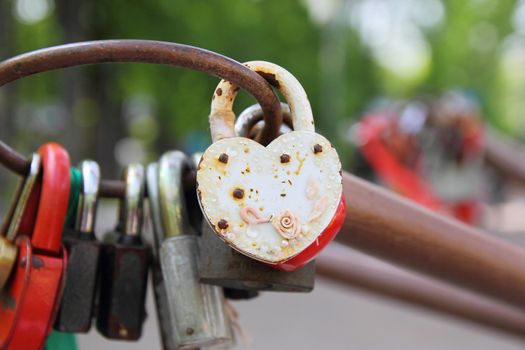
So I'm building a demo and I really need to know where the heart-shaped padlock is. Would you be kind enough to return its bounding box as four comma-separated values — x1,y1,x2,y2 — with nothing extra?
196,61,346,271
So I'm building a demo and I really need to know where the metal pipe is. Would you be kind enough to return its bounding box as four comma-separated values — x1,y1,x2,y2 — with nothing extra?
337,172,525,311
0,40,283,195
316,244,525,339
484,128,525,184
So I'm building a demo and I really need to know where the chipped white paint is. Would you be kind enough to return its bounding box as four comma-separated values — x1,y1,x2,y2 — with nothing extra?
198,61,343,264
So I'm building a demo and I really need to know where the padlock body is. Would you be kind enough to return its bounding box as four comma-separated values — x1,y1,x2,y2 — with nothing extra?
0,237,32,349
0,237,66,350
97,239,150,340
151,261,178,350
198,221,315,292
223,287,259,300
160,235,230,349
54,232,101,332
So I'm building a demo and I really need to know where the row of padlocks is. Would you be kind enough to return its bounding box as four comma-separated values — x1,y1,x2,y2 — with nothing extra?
0,58,346,349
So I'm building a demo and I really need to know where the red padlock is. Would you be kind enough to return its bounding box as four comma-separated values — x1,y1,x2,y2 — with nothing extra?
358,114,444,211
0,143,70,350
358,113,482,225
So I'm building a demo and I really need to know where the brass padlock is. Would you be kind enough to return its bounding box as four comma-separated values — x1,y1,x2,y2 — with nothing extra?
147,151,232,349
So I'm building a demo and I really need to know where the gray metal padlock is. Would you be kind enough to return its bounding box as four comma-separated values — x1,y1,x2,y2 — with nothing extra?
147,162,176,350
198,101,315,292
199,220,314,292
147,151,232,350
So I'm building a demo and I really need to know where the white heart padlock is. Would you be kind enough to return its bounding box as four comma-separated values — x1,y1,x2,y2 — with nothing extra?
196,61,346,271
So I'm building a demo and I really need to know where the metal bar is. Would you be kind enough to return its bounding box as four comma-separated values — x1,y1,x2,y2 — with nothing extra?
316,245,525,339
337,171,525,311
0,40,283,194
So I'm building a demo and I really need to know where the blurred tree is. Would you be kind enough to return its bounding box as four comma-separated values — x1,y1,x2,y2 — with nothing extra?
424,0,517,130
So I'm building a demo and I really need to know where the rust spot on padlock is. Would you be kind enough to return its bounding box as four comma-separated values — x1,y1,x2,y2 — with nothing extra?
217,219,229,230
256,70,280,88
233,188,244,199
280,154,291,163
218,153,229,164
313,144,323,154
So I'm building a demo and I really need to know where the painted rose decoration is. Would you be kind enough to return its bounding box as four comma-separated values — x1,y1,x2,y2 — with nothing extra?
272,210,301,240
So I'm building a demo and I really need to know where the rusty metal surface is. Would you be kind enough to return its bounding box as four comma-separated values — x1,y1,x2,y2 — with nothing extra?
316,245,525,338
0,40,283,197
337,171,525,311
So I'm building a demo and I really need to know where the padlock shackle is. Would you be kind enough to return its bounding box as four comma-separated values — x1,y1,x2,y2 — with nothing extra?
0,40,283,198
119,164,146,238
33,143,71,255
209,61,314,143
76,160,101,234
235,103,293,139
158,151,193,238
2,154,41,242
